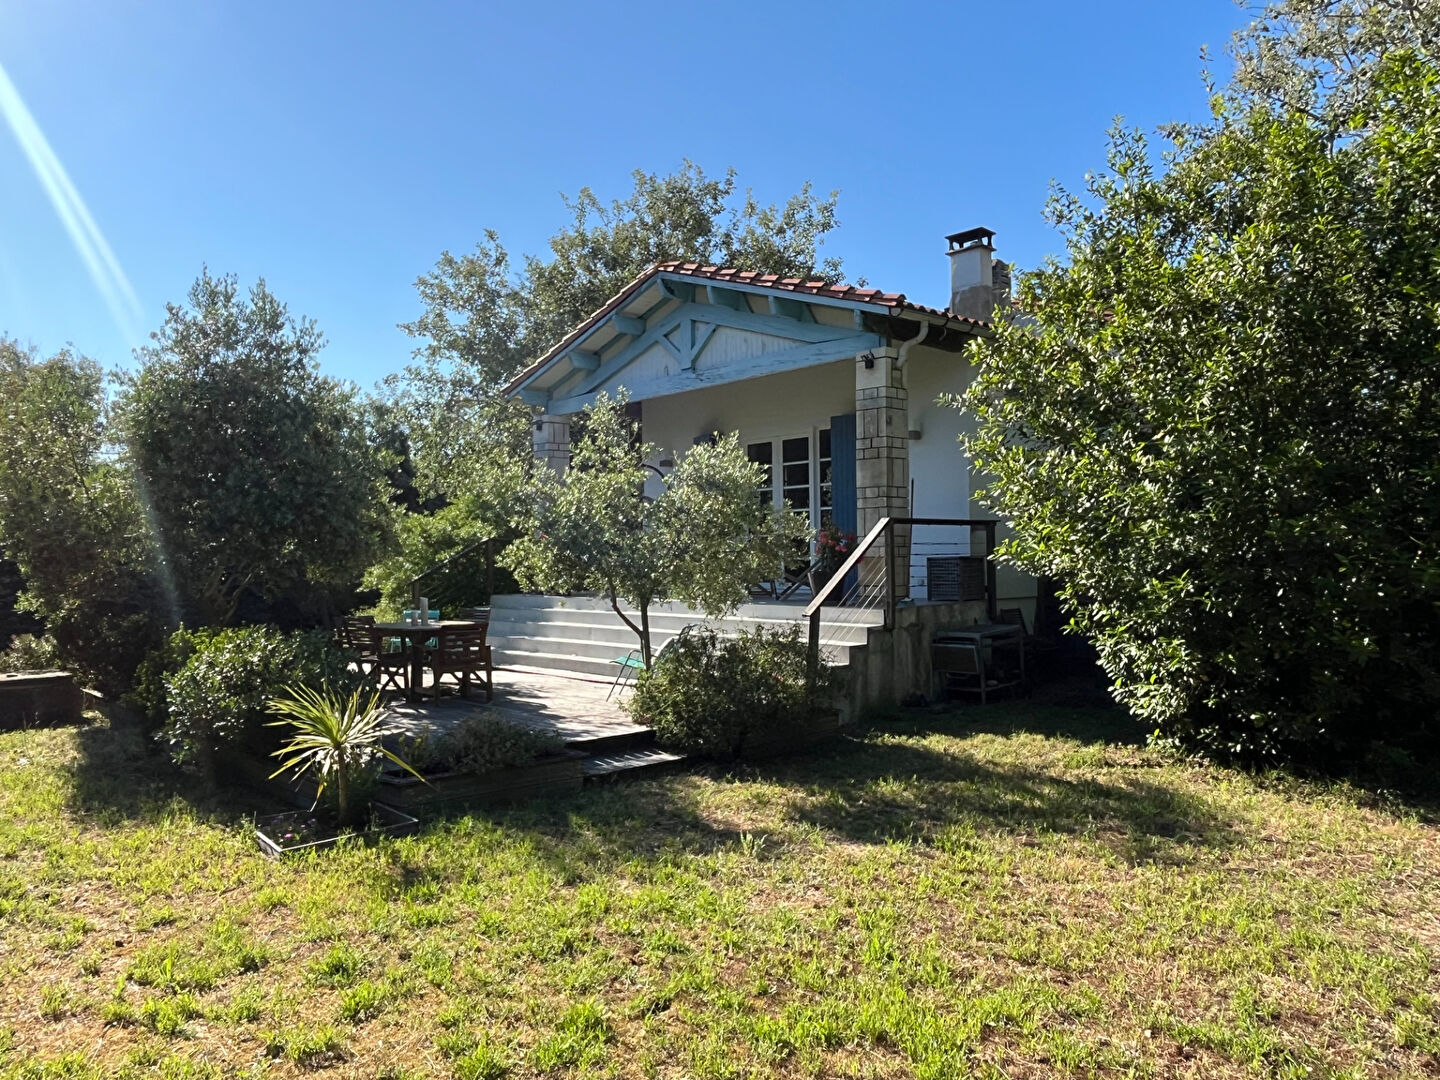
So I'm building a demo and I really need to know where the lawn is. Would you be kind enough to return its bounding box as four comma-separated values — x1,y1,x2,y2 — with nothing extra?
0,704,1436,1079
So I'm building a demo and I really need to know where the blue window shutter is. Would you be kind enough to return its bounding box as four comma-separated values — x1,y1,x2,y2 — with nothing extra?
829,414,858,601
829,414,857,536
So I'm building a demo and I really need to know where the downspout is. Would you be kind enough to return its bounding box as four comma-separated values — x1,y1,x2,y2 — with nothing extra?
895,318,930,369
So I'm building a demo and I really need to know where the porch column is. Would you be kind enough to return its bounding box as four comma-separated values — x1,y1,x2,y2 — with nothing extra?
533,414,571,475
855,347,910,602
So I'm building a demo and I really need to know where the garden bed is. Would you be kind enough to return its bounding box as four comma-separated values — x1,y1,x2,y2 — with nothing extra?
253,802,418,858
376,749,586,816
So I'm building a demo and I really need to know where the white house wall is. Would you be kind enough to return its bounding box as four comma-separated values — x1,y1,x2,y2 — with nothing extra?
638,360,855,498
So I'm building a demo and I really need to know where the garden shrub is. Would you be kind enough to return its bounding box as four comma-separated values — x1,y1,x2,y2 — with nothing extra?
0,633,62,675
126,626,214,732
627,625,830,759
161,626,361,768
407,712,564,775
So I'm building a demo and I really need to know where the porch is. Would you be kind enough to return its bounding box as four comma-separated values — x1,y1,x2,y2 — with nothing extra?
377,665,683,782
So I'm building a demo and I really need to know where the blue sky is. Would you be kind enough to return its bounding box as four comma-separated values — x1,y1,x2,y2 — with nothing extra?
0,1,1244,390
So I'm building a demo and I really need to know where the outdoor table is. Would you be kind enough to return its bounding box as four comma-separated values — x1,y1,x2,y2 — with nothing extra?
372,620,485,701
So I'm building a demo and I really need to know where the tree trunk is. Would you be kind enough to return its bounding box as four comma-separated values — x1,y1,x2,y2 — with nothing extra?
639,602,652,669
335,750,351,827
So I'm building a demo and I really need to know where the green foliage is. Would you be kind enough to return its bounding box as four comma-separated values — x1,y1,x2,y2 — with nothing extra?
505,394,807,666
960,52,1440,764
125,626,213,732
266,684,420,825
0,340,168,695
0,633,62,675
628,625,829,759
161,627,358,767
376,164,845,617
408,712,563,776
362,498,517,617
118,270,391,627
1225,0,1438,135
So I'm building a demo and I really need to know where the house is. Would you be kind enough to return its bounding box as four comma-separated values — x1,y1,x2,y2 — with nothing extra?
492,228,1039,711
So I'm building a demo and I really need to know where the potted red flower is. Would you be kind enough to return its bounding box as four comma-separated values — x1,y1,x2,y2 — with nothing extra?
809,521,856,605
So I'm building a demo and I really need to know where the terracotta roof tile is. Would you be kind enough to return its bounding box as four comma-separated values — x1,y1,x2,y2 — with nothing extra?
504,259,989,396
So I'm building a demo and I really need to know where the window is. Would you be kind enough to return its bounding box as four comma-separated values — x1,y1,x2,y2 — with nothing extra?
781,437,810,517
818,427,833,528
746,440,773,509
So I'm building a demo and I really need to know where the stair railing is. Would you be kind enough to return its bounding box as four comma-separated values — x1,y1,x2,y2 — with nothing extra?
409,537,497,611
802,517,999,683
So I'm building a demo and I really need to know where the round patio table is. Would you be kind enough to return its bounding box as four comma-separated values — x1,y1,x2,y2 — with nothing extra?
372,620,485,701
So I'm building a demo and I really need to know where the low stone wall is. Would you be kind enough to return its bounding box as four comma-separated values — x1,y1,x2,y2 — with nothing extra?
837,600,990,720
0,671,85,729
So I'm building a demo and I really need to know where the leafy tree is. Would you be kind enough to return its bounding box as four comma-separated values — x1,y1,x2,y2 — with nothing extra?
1225,0,1437,132
960,50,1440,765
119,271,392,627
504,394,807,667
0,340,167,693
386,162,844,506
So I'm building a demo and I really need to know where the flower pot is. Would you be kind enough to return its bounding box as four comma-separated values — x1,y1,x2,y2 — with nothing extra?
808,569,843,606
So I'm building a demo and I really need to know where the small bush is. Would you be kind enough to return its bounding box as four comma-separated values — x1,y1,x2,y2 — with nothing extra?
126,626,213,732
0,633,62,674
408,712,563,775
627,625,831,759
160,626,362,767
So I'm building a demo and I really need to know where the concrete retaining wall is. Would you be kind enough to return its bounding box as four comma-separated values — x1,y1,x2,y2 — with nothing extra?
837,601,990,720
0,671,85,729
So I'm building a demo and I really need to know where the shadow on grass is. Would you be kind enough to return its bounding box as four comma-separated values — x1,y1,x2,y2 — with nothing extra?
61,713,273,825
420,708,1237,884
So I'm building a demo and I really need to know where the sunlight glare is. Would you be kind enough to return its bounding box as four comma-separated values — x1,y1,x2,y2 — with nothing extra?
0,61,144,345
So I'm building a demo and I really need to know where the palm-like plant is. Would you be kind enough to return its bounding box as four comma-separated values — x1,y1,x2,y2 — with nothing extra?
266,685,421,827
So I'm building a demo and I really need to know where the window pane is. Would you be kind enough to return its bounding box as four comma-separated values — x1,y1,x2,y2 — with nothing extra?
819,428,831,459
784,488,810,511
746,442,772,465
782,436,808,463
783,462,809,487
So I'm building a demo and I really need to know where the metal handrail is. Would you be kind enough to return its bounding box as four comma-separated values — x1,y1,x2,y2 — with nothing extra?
804,517,1000,683
409,536,497,610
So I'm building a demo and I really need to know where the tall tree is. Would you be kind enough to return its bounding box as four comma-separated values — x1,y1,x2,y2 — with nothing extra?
960,43,1440,766
120,271,391,627
1225,0,1438,132
0,340,167,692
386,162,845,507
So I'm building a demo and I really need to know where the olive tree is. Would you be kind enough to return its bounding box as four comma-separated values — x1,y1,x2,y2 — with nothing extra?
505,394,807,667
119,271,392,627
0,340,168,692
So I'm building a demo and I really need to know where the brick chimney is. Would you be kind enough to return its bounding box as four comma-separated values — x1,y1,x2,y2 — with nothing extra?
947,227,999,321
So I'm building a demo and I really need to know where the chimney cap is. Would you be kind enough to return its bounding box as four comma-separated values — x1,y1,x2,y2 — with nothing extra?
946,227,995,251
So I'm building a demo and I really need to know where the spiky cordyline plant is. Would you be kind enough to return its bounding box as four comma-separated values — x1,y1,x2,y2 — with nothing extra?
266,685,421,827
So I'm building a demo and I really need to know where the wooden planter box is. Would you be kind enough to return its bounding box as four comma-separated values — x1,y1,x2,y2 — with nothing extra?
738,710,844,761
376,750,586,816
254,802,418,859
0,671,84,729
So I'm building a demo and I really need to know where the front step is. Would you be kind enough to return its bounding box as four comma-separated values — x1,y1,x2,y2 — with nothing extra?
563,724,656,756
583,747,687,782
487,594,882,683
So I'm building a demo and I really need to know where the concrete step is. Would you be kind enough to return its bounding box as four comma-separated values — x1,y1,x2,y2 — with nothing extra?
582,747,687,782
488,614,874,646
491,647,623,679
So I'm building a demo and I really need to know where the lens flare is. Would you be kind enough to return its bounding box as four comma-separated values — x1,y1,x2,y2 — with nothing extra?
0,61,144,345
